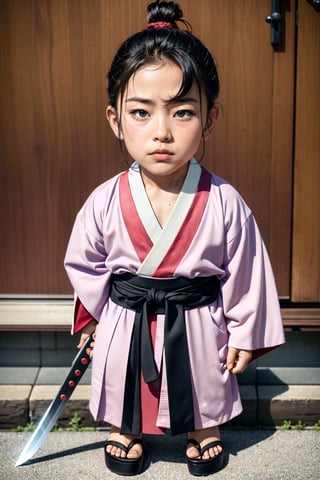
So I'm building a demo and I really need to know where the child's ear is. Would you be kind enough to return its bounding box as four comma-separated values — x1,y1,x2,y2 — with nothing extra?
106,106,123,139
203,106,219,141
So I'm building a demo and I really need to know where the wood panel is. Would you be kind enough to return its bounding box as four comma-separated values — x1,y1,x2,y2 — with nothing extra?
0,0,127,293
291,0,320,302
0,1,295,295
269,1,296,297
183,0,295,297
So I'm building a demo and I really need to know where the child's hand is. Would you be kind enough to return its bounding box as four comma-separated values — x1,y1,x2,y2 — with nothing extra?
227,347,252,374
77,320,97,360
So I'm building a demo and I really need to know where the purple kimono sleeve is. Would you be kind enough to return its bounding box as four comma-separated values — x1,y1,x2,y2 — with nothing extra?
221,212,285,356
64,210,112,329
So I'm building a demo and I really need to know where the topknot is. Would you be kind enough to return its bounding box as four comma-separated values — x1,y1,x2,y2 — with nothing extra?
147,1,190,30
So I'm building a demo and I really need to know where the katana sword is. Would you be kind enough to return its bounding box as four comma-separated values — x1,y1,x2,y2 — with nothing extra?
15,335,93,467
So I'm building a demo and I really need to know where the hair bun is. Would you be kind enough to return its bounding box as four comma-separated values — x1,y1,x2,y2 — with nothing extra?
147,1,183,25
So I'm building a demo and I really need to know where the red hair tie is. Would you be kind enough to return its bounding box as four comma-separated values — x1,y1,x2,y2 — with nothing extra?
147,21,176,29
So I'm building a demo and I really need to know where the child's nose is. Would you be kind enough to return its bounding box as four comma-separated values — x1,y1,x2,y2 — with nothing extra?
153,115,173,142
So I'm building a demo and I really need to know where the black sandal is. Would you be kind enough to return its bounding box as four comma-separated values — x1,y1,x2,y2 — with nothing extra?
104,438,144,476
186,438,224,476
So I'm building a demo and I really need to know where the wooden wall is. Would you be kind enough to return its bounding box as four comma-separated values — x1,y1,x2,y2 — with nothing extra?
0,1,318,306
291,0,320,302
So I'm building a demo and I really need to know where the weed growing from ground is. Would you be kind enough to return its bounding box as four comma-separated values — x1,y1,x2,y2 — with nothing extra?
12,413,96,432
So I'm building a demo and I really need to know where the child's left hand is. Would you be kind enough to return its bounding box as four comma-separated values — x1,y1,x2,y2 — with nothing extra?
227,347,252,374
77,320,97,360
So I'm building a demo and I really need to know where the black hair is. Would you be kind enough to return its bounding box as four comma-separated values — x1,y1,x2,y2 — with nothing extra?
107,1,219,117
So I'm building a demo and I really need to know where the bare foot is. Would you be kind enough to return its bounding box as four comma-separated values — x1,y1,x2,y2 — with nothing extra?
106,425,143,459
187,426,223,460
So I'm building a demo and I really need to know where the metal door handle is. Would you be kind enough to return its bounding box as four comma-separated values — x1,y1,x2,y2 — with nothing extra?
265,0,282,46
307,0,320,12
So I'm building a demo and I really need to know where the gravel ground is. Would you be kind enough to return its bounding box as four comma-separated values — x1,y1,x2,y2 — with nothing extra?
1,427,319,480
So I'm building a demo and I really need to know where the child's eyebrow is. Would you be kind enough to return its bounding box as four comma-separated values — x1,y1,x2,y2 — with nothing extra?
166,96,199,106
125,97,153,104
125,96,199,105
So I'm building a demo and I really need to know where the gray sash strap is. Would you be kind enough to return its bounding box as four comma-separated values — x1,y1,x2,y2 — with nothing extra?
110,273,220,436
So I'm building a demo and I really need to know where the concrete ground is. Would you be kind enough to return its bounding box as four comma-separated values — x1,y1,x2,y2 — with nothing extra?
1,427,319,480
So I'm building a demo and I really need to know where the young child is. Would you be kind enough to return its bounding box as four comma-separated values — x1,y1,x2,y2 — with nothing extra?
64,1,285,476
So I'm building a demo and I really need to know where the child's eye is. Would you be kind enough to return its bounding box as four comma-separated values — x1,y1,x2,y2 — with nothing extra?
174,109,195,119
131,109,150,119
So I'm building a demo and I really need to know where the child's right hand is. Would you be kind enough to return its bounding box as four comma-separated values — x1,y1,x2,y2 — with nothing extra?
226,346,252,374
77,319,97,360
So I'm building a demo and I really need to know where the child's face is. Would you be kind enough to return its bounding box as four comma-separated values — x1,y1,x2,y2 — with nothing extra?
107,61,217,182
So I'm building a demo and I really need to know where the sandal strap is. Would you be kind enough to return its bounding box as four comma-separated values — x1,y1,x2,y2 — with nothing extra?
105,438,143,456
105,440,130,454
200,440,223,457
126,438,143,451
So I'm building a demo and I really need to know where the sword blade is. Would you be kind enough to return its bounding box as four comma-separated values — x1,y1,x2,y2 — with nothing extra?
15,335,93,466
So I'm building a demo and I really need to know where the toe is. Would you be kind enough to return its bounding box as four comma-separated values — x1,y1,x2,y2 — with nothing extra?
120,447,127,458
127,443,143,459
115,446,122,458
204,445,222,459
186,445,201,460
106,444,113,455
127,448,140,459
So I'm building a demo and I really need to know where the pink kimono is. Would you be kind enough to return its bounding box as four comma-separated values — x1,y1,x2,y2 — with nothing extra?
64,160,285,434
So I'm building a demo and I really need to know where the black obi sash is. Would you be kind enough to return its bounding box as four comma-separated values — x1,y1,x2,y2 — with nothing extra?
110,273,220,436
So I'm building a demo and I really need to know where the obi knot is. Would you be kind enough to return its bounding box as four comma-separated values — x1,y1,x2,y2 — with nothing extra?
146,288,167,306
